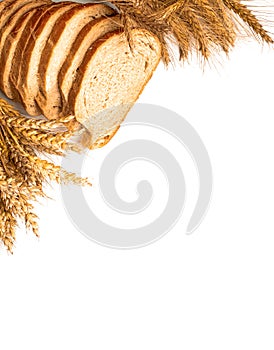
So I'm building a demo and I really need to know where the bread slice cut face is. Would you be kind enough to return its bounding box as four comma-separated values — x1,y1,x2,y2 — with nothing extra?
59,15,122,108
67,29,161,149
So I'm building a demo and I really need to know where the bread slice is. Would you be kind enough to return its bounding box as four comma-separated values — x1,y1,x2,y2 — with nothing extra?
59,15,122,108
12,1,78,115
67,29,161,149
36,3,116,120
0,0,50,98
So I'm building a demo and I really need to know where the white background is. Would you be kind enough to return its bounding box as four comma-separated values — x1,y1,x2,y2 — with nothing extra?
1,8,274,350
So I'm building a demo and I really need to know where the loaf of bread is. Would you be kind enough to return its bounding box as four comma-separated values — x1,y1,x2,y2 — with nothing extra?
0,0,161,148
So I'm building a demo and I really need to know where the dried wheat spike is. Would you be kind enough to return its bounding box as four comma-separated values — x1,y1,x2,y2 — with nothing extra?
0,99,90,253
111,0,274,64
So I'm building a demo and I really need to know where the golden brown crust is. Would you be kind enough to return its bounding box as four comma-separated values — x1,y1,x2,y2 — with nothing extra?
91,125,121,149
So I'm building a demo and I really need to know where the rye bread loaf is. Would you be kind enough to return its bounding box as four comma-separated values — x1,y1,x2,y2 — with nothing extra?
12,1,78,115
67,28,161,149
0,0,50,98
35,3,115,119
59,15,122,107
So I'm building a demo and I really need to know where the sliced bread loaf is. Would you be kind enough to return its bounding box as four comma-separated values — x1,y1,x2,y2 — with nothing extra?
67,28,161,149
58,15,122,108
36,3,116,119
12,1,78,115
0,0,50,98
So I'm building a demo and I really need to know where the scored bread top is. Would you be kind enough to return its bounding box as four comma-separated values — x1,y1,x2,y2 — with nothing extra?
58,14,122,108
35,2,116,120
0,0,50,99
67,28,161,148
12,1,78,115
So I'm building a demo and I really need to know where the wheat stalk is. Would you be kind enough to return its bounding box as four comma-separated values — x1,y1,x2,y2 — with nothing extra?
223,0,273,43
0,99,90,253
111,0,274,64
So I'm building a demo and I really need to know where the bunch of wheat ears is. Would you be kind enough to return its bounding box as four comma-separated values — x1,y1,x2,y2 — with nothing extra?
113,0,274,63
0,0,273,253
0,99,90,253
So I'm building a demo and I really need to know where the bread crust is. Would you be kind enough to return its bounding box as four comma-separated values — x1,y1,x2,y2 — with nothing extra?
80,125,120,150
91,125,120,149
